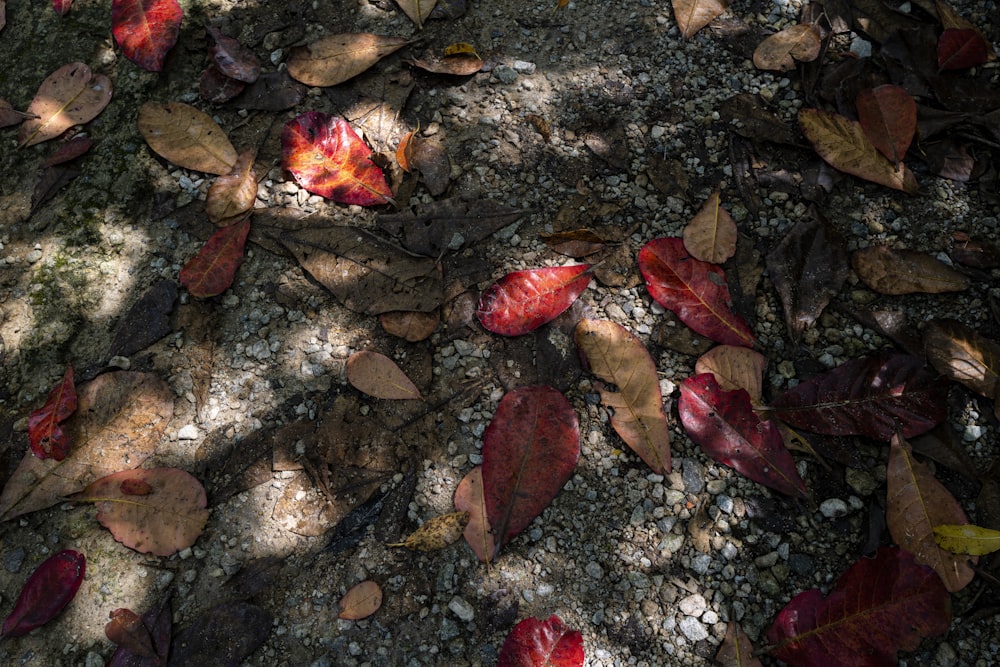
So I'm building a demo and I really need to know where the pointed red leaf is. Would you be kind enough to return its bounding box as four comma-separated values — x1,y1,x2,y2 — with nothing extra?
772,353,948,441
52,0,72,16
498,615,584,667
1,550,86,639
856,85,916,165
638,237,755,347
281,112,391,206
477,264,593,336
482,386,580,556
679,374,807,497
766,546,950,667
111,0,183,72
43,136,93,167
27,365,77,461
937,28,988,71
179,217,251,298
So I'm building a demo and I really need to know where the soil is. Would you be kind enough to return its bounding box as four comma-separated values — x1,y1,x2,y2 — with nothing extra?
1,0,999,665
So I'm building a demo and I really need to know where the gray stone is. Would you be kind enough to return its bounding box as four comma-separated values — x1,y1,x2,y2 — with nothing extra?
448,597,475,622
679,594,707,617
820,498,849,519
678,616,709,641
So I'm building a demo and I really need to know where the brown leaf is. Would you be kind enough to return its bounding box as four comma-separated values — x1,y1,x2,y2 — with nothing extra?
682,189,737,263
887,433,975,592
0,372,174,521
386,511,468,551
852,245,969,295
137,102,238,175
856,85,917,166
347,350,422,400
401,134,450,196
923,319,1000,418
673,0,729,38
753,24,822,72
407,52,484,76
286,34,409,87
799,108,918,193
380,310,439,342
453,466,495,563
19,62,112,147
105,608,156,658
396,0,437,28
338,580,382,620
205,148,257,224
694,345,767,405
0,98,33,128
540,229,608,258
716,620,763,667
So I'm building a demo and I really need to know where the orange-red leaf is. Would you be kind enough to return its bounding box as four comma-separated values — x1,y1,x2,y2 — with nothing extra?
52,0,72,16
179,217,251,298
111,0,183,72
498,615,584,667
281,112,391,206
856,85,916,165
477,264,592,336
27,366,77,461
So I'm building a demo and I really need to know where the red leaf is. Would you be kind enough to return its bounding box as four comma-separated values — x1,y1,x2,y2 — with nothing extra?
937,28,989,71
679,374,807,497
27,365,77,461
772,353,948,441
477,264,593,336
179,217,251,298
105,608,156,658
206,25,260,83
856,85,916,165
52,0,72,16
638,237,755,347
498,615,584,667
1,550,86,639
281,112,392,206
43,136,93,167
111,0,183,72
109,596,171,666
482,386,580,556
120,478,154,496
766,546,950,667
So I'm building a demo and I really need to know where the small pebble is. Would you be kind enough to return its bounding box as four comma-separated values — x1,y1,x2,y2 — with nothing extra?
820,498,849,519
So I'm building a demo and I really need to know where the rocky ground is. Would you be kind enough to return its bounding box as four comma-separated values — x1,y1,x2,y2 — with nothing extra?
1,0,1000,665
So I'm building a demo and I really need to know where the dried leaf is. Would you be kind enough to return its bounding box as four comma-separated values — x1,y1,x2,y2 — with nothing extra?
407,51,484,76
0,550,85,639
199,66,245,104
799,108,918,193
575,319,672,474
498,615,584,667
682,189,737,263
43,135,92,166
396,0,437,28
454,466,495,563
923,319,1000,418
338,580,382,620
540,229,607,258
937,28,989,71
478,265,593,336
105,609,156,659
694,345,767,404
179,216,251,298
672,0,729,38
387,511,468,550
169,601,272,667
112,0,183,72
753,24,822,71
18,63,112,147
346,350,422,400
887,434,975,592
107,279,177,359
27,366,77,461
108,595,171,666
852,245,969,295
235,71,306,111
137,102,238,175
286,33,409,87
951,231,1000,269
0,98,31,128
380,310,438,342
205,149,258,224
716,621,762,667
206,25,260,83
934,523,1000,556
856,85,916,166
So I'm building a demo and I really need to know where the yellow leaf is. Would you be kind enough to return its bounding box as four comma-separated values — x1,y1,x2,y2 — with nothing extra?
386,511,469,551
934,523,1000,556
444,42,479,58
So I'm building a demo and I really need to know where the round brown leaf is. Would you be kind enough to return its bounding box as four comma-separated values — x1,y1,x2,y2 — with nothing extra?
286,34,409,87
205,149,258,224
338,580,382,620
380,310,439,342
852,246,969,295
682,189,737,263
19,62,113,147
137,102,238,175
695,345,767,405
753,24,822,72
346,350,422,399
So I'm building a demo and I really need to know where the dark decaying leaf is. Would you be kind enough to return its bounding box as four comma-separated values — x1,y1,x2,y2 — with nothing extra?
380,310,438,342
179,216,251,298
199,66,245,104
772,353,949,441
107,279,177,359
923,318,1000,418
111,0,183,72
168,601,272,667
753,24,822,72
321,484,391,556
105,608,156,659
951,231,1000,269
766,213,848,342
483,386,580,556
852,245,970,295
1,550,85,639
108,594,171,667
679,374,807,497
0,99,31,128
716,620,762,667
477,265,593,336
234,71,306,111
497,615,585,667
273,225,442,315
540,229,607,258
43,135,92,166
206,25,260,83
937,28,989,71
27,365,77,461
856,85,916,166
32,165,81,212
406,51,484,76
766,546,951,667
376,197,530,257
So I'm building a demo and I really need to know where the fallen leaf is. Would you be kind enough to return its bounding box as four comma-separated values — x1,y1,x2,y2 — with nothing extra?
638,237,755,347
694,345,767,404
206,25,260,83
27,365,77,461
0,371,174,521
52,0,72,13
205,149,258,224
716,621,762,667
766,546,950,667
397,0,437,27
31,165,80,213
73,468,210,557
137,102,238,175
234,71,306,111
937,28,989,71
199,65,245,104
766,213,849,342
107,279,177,359
478,265,592,336
856,85,916,166
852,245,969,295
321,484,389,556
405,135,451,196
108,595,171,666
169,601,272,667
286,33,409,87
951,231,1000,269
672,0,729,38
923,318,1000,418
18,63,112,147
575,319,672,474
43,135,92,166
772,353,948,441
281,112,392,206
682,189,737,263
346,350,422,400
679,374,807,497
105,609,155,659
380,310,438,342
338,580,382,620
887,434,975,592
406,51,484,76
498,615,584,667
0,550,85,639
934,523,1000,556
0,98,32,128
540,229,607,258
179,216,251,298
386,511,468,550
483,386,580,556
799,108,918,193
753,24,822,71
454,466,495,563
112,0,183,72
